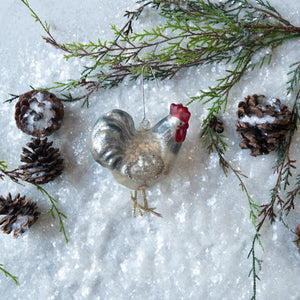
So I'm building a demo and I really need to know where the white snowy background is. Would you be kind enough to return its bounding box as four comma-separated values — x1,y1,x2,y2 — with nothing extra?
0,0,300,299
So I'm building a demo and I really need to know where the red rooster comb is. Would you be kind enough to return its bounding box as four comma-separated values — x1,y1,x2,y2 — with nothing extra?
170,103,191,123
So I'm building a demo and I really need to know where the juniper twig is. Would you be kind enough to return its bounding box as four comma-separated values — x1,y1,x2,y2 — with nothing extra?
202,124,262,234
257,91,300,231
202,122,263,300
0,264,19,286
18,0,300,113
36,185,68,244
248,233,263,300
0,161,68,243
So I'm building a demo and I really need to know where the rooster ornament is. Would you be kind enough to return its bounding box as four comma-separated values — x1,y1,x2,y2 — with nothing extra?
90,103,191,217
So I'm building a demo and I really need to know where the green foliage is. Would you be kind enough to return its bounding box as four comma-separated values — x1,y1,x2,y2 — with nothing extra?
0,159,69,284
258,91,300,230
202,120,265,300
0,161,8,171
201,124,262,237
0,264,19,286
19,0,300,114
248,234,263,300
0,161,68,244
3,94,20,104
287,61,300,95
36,185,69,244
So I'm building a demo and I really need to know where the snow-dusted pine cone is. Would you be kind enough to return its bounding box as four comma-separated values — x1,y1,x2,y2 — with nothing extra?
15,90,64,137
0,193,40,238
235,94,292,156
19,137,64,184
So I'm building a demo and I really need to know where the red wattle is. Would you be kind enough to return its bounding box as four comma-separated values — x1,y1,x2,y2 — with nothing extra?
175,124,188,142
175,129,186,143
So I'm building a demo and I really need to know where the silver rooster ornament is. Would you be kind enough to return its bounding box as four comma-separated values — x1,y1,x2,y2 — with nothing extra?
89,103,191,217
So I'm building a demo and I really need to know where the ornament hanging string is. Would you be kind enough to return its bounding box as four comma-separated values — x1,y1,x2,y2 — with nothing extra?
140,65,159,130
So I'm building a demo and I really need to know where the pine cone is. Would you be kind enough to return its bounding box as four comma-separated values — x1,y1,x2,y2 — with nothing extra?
209,116,224,133
235,94,292,156
19,137,64,184
15,90,64,138
0,193,40,238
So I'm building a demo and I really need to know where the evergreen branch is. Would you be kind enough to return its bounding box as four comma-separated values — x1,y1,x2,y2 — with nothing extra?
19,0,300,108
257,91,300,231
36,185,69,244
279,215,296,234
3,94,20,104
0,164,24,184
283,174,300,214
20,0,56,43
287,61,300,95
0,264,19,286
20,0,71,54
190,52,253,129
247,233,263,300
0,161,68,243
201,125,262,242
202,126,263,299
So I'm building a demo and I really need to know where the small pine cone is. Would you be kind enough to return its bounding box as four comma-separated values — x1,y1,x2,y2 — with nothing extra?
15,90,64,138
19,137,64,184
235,94,292,156
209,116,224,133
0,193,40,238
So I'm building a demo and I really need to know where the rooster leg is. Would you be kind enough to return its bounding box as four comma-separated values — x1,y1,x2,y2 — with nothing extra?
131,190,143,218
140,189,162,218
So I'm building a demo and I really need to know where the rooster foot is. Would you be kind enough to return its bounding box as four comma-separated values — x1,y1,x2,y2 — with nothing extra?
130,189,162,218
131,190,143,217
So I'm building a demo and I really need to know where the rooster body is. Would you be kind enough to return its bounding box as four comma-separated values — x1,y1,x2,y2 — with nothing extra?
90,104,190,217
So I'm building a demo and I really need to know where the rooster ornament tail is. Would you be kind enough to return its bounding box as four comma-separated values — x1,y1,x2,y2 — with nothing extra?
90,103,191,217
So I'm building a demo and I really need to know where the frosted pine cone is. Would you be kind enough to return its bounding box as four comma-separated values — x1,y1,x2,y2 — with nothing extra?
235,95,292,156
0,193,40,238
15,90,64,137
19,137,64,184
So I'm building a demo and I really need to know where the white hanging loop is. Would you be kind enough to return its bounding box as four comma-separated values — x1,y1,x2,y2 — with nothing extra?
139,65,159,130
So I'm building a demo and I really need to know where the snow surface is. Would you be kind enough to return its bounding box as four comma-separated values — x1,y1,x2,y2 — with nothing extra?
0,0,300,299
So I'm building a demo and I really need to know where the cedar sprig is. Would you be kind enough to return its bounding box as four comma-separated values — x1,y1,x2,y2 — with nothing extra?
287,61,300,95
36,185,68,244
248,233,263,300
0,264,19,286
17,0,300,110
18,0,157,107
0,161,24,184
201,124,262,233
3,85,35,104
0,161,68,244
257,91,300,231
280,214,296,234
202,122,263,300
3,94,20,104
283,174,300,214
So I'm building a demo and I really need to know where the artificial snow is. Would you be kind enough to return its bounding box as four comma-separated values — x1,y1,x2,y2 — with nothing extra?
239,114,276,125
24,92,55,132
0,0,300,299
